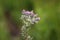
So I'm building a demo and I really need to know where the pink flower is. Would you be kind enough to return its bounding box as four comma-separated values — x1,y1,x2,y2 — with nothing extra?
24,11,31,15
35,17,40,21
22,9,31,15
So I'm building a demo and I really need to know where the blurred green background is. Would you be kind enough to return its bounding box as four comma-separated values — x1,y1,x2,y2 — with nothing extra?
0,0,60,40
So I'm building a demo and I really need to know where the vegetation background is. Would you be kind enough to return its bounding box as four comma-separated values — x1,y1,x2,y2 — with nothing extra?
0,0,60,40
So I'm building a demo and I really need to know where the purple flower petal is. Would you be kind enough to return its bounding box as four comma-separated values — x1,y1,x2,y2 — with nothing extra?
35,17,40,21
25,11,31,15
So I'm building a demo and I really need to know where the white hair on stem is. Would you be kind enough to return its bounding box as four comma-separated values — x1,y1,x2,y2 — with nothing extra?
20,9,40,40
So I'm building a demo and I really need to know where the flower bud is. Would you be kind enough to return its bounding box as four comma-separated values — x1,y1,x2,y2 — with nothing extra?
22,9,26,14
33,14,38,17
35,17,40,21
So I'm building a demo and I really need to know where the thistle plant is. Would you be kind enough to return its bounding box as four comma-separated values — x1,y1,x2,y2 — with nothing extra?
20,9,40,40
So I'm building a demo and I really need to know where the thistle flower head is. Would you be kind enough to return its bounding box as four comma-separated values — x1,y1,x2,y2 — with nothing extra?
21,9,40,25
